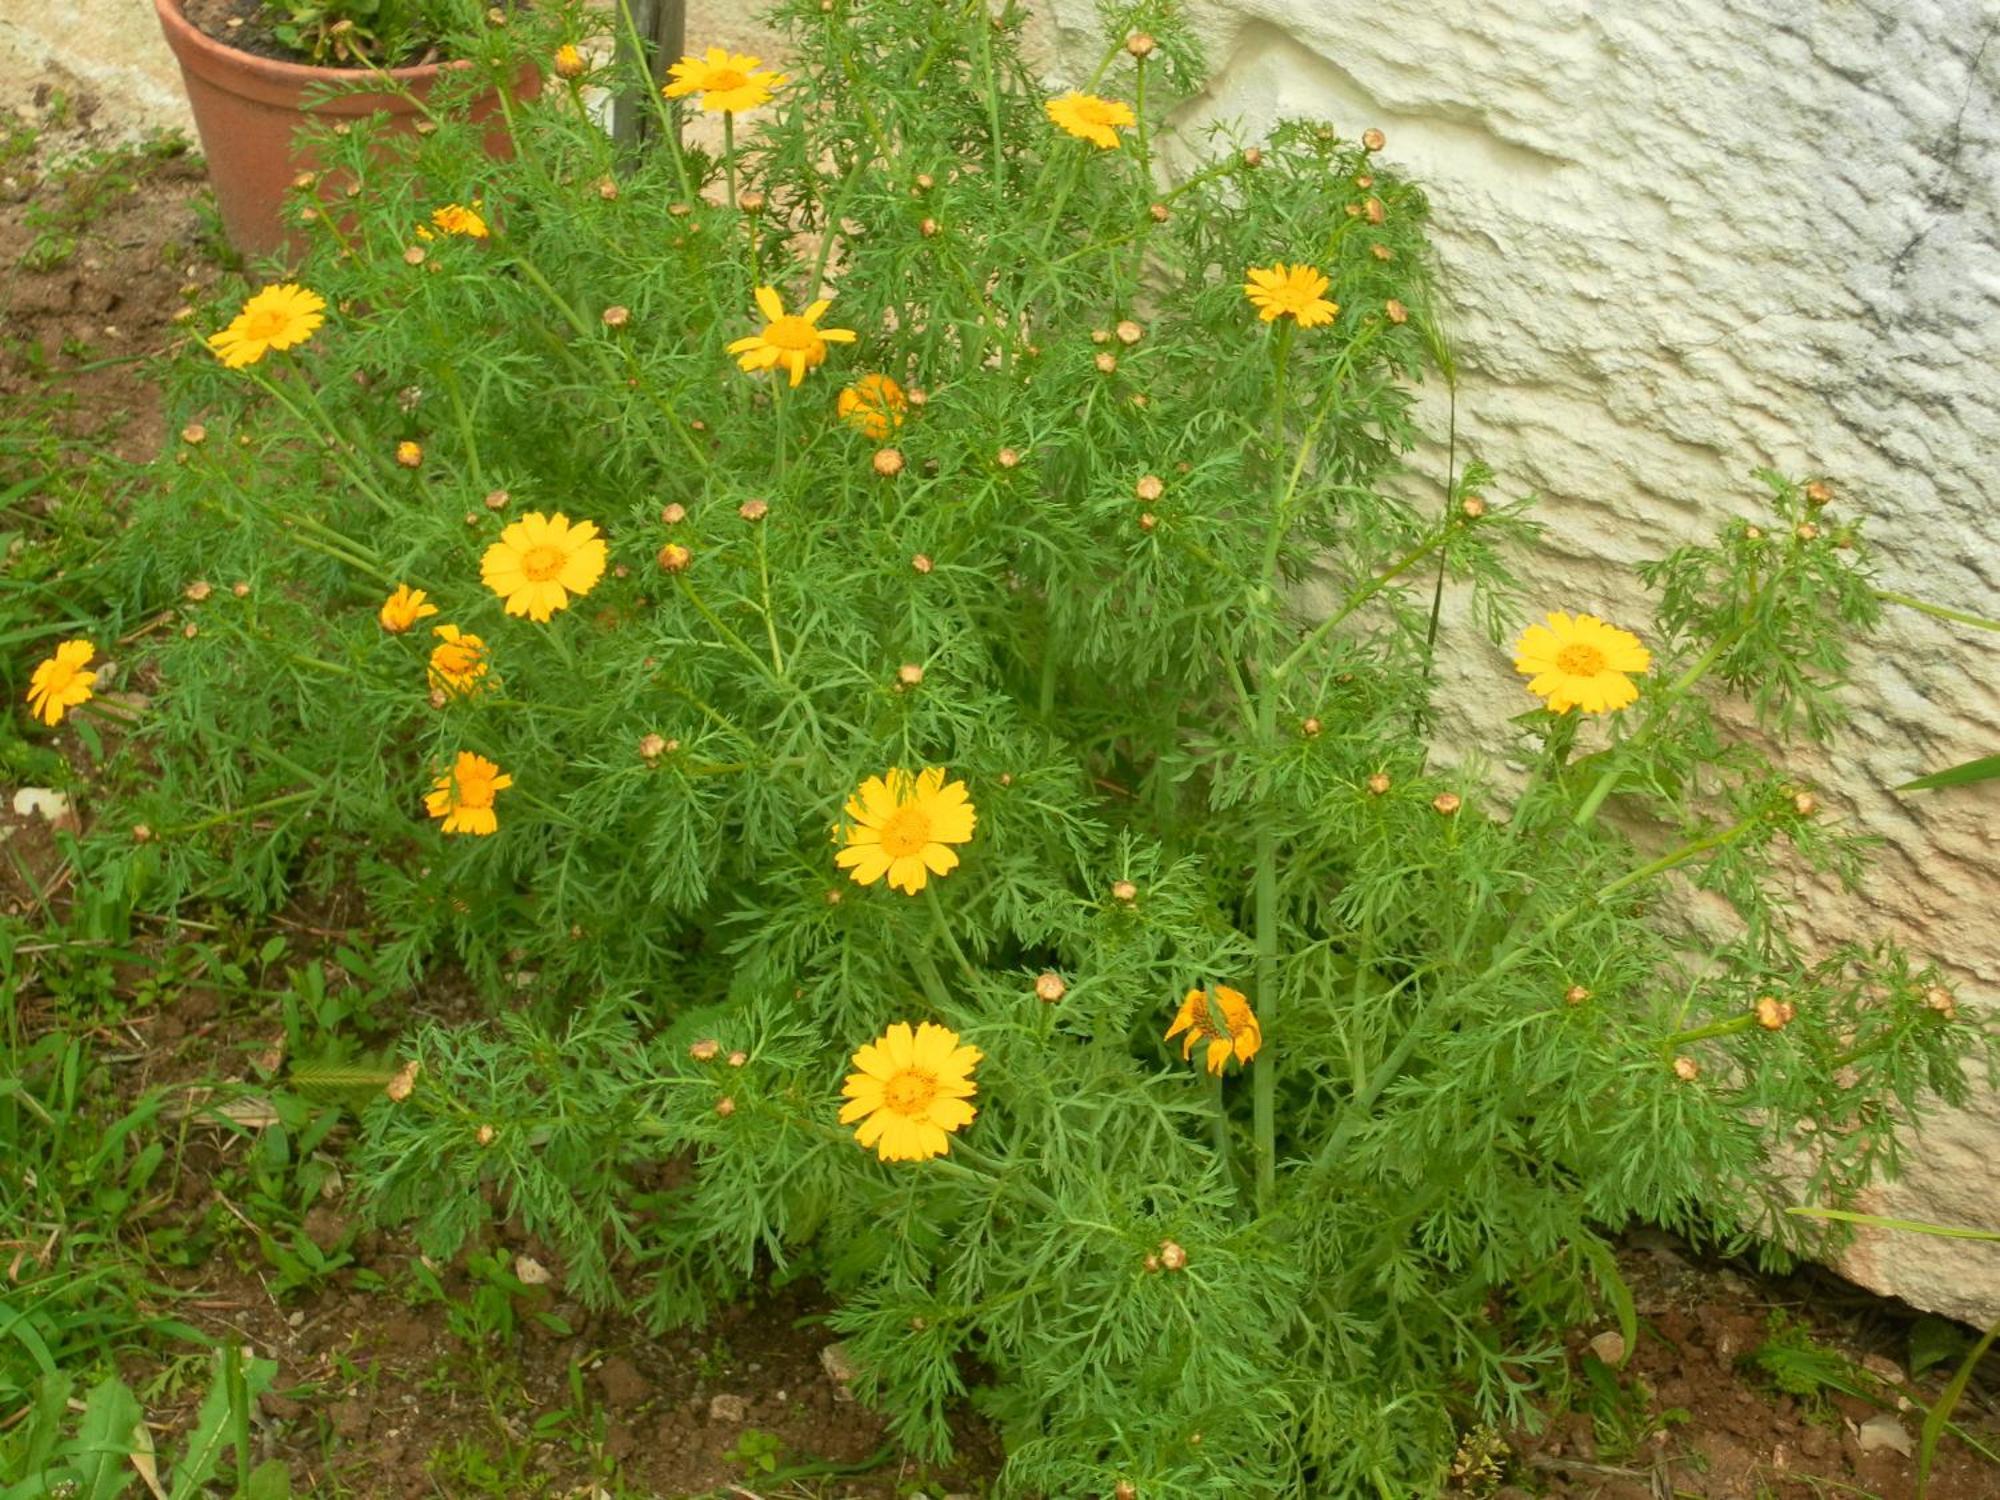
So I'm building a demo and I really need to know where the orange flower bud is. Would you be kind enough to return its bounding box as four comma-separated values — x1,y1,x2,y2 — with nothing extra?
873,447,905,477
1432,792,1461,815
1035,972,1067,1003
657,542,692,573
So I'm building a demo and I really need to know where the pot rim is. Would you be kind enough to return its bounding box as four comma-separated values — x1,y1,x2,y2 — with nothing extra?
152,0,453,92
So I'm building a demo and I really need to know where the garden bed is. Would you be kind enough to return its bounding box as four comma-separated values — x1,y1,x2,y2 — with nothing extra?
4,27,1998,1500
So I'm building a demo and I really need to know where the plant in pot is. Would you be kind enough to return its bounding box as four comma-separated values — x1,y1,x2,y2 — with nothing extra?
153,0,542,259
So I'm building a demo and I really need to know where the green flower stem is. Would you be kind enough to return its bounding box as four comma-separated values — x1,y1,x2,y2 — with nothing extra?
1661,1013,1757,1050
614,0,693,197
439,361,486,491
752,523,785,675
1035,149,1086,258
157,787,318,839
243,366,399,523
977,10,1006,195
909,947,955,1013
1570,630,1734,828
674,574,791,689
1874,589,2000,633
924,883,979,985
723,111,738,211
1208,1068,1238,1199
1274,531,1448,682
1591,819,1752,904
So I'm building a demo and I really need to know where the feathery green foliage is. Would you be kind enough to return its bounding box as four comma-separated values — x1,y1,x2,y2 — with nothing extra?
69,0,1996,1492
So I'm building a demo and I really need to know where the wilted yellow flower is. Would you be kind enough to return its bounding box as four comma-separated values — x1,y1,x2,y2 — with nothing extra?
25,639,98,726
1243,263,1339,328
378,585,438,633
553,43,586,78
727,286,857,387
839,1021,981,1162
427,624,490,696
837,373,908,440
396,441,423,469
207,283,326,368
1513,611,1651,714
1166,985,1262,1075
663,47,786,112
429,202,488,238
835,767,976,895
1045,91,1136,149
479,511,607,621
425,751,512,836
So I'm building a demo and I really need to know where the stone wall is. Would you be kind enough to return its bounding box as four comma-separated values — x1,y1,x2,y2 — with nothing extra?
22,0,1999,1322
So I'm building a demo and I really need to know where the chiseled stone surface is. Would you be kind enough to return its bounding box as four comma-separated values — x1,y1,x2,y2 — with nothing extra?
15,0,1996,1320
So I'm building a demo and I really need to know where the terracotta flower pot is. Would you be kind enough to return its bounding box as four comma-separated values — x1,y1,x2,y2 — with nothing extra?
152,0,534,261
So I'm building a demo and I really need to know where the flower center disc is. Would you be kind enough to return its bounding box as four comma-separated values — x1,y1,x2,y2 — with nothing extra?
877,804,933,858
763,316,819,352
243,310,291,340
1555,643,1607,676
520,544,566,582
883,1069,938,1116
707,69,748,91
458,775,496,809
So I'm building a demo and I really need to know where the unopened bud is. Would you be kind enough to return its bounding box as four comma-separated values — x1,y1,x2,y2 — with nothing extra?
739,190,766,214
1111,880,1138,904
1366,773,1391,795
181,422,207,445
1565,985,1591,1005
1134,473,1164,501
1672,1055,1700,1082
639,733,668,761
919,216,939,238
897,662,924,687
1924,985,1958,1020
824,888,843,905
996,446,1021,468
1754,995,1796,1030
1792,791,1817,817
873,448,905,477
132,823,153,842
1795,521,1819,542
1302,716,1322,737
739,498,769,522
232,581,250,598
1242,147,1262,167
554,42,586,78
914,172,936,192
597,176,619,201
689,1038,721,1062
1384,299,1408,324
1143,1253,1161,1274
715,1096,736,1117
1125,30,1156,56
1432,792,1461,815
661,503,686,525
476,1123,496,1145
1460,494,1487,520
1364,197,1386,224
1362,127,1386,152
1158,1240,1187,1271
484,488,510,510
428,687,449,709
1371,243,1393,261
395,440,423,468
1149,202,1169,222
911,553,934,574
727,1050,748,1068
1138,511,1158,532
601,304,630,328
1804,480,1833,507
1744,524,1763,541
404,245,426,264
1115,319,1144,345
1115,1484,1138,1500
1094,352,1119,375
185,580,213,602
1035,971,1067,1003
657,542,692,573
1354,173,1374,189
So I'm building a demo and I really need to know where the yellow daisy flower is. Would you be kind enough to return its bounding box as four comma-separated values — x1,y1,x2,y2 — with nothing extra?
378,584,438,633
839,1021,981,1162
836,374,908,440
727,286,858,388
428,624,490,696
428,202,488,239
206,283,326,369
1166,985,1262,1075
425,751,513,836
25,639,97,726
663,47,787,113
835,767,977,895
479,512,608,622
1513,611,1652,714
1044,91,1136,149
1243,263,1339,328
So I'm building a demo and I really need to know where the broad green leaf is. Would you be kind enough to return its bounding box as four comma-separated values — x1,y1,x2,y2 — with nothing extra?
66,1377,142,1500
1896,754,2000,792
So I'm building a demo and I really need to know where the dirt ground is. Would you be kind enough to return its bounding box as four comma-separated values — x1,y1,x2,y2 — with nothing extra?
4,79,1998,1500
